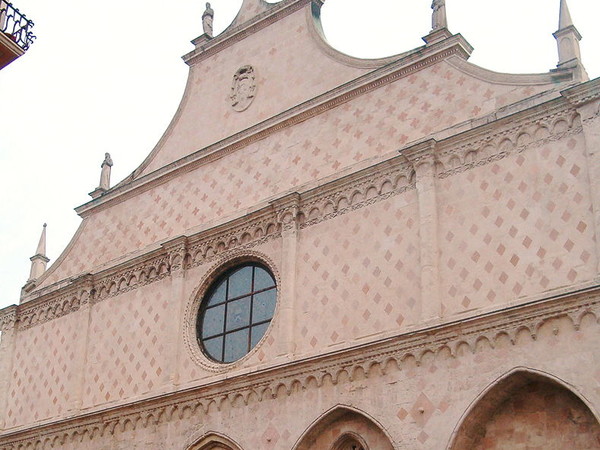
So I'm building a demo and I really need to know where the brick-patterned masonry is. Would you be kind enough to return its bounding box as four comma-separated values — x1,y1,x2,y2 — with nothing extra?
3,0,600,448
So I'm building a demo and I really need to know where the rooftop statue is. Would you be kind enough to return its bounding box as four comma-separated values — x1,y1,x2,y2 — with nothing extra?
431,0,447,30
203,2,214,37
98,152,113,190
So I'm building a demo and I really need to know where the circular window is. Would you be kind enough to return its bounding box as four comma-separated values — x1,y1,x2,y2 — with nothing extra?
196,262,277,363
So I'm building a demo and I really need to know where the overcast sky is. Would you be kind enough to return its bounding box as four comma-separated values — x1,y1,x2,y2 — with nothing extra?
1,0,598,309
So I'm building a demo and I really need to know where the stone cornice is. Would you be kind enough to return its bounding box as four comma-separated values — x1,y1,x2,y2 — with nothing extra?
305,0,421,70
13,82,586,329
0,306,17,332
1,283,598,447
401,139,437,169
432,99,581,180
182,0,310,67
561,76,600,107
447,56,575,86
13,151,417,329
76,35,473,219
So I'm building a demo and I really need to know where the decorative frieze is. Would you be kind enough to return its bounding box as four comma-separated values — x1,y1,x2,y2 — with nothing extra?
561,77,600,108
0,307,16,333
16,287,87,331
90,35,473,216
0,284,598,448
2,93,587,332
435,108,581,179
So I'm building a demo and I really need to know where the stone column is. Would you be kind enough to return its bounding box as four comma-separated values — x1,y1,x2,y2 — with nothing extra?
402,140,441,322
273,194,301,357
162,237,188,387
565,91,600,274
0,307,17,429
70,279,94,411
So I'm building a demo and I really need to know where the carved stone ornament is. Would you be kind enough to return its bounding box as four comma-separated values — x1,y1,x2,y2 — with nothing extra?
183,249,281,373
230,65,257,112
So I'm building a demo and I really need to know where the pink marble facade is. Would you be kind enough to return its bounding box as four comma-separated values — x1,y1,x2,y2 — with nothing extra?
2,0,600,448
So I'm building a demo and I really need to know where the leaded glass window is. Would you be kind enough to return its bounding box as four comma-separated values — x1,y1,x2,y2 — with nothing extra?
197,263,277,363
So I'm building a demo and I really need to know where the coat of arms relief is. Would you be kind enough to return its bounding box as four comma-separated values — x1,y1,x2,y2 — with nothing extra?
230,65,257,112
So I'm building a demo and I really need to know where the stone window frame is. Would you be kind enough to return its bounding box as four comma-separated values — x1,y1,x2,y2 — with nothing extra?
197,261,277,363
184,250,281,372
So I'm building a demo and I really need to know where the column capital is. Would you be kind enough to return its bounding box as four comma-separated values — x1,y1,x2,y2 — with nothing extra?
400,139,438,172
161,236,189,275
271,192,301,232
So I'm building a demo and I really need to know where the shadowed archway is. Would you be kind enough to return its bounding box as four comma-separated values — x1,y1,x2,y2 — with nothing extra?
186,432,243,450
449,369,600,449
331,431,368,450
293,405,394,450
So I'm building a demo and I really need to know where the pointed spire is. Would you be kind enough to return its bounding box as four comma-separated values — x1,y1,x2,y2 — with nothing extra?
553,0,588,81
35,223,47,256
28,223,49,282
558,0,574,30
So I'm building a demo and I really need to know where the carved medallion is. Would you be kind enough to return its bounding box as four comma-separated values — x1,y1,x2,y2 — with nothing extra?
230,65,257,112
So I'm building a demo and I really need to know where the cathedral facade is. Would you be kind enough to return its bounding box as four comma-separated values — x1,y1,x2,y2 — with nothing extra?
1,0,600,448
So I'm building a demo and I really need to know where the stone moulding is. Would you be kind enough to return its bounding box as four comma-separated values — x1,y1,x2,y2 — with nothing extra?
9,85,591,331
9,149,417,331
306,1,429,70
445,365,600,450
125,55,588,220
0,284,598,448
185,0,420,71
434,106,582,179
183,249,283,373
184,431,243,450
182,0,310,67
561,77,600,107
85,35,473,216
447,56,573,86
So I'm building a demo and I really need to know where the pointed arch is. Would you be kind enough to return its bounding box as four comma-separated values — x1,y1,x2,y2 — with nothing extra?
186,431,243,450
331,432,369,450
292,405,394,450
447,367,600,449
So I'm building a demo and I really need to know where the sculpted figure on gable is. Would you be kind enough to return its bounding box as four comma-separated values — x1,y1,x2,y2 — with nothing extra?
98,152,113,190
203,2,214,37
431,0,447,29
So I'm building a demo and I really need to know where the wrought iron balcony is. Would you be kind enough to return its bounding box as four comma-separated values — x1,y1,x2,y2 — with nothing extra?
1,0,35,50
0,0,35,69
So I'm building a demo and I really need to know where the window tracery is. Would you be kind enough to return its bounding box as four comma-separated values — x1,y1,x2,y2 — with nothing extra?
197,262,277,363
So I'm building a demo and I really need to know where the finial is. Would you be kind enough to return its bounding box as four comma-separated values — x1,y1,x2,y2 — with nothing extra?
98,152,113,191
558,0,574,29
202,2,214,38
28,223,49,282
35,223,47,256
553,0,588,81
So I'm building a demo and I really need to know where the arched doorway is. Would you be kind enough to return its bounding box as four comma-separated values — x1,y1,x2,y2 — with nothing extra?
331,432,367,450
186,432,243,450
449,369,600,449
293,406,394,450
